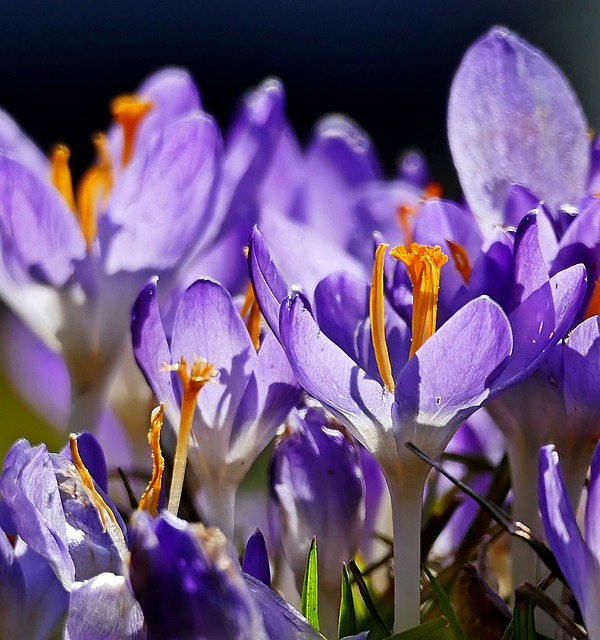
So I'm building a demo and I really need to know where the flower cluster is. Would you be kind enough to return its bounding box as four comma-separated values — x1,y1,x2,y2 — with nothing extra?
1,24,600,639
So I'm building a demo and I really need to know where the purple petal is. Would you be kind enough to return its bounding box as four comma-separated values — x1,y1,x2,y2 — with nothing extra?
503,184,540,229
586,442,600,565
0,108,48,177
101,114,221,275
171,279,256,440
297,115,380,247
244,573,323,640
0,440,75,589
279,293,396,462
510,213,550,310
539,445,600,633
229,331,300,461
0,154,85,286
66,574,146,640
448,27,589,230
563,316,600,421
242,529,271,587
314,271,410,381
495,264,586,391
260,213,367,297
249,225,290,339
131,281,178,423
395,297,512,435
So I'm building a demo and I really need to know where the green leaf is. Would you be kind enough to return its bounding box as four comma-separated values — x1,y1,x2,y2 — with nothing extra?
338,563,357,639
423,566,467,640
301,536,320,632
348,559,390,636
384,616,452,639
513,591,536,640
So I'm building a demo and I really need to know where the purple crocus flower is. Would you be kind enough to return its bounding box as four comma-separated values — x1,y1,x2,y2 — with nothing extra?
0,67,220,433
539,443,600,639
0,434,145,638
448,26,589,233
270,405,365,638
131,277,301,539
129,510,325,640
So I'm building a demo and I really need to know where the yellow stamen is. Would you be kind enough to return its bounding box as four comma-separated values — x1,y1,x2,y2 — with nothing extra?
585,276,600,320
240,282,261,350
69,434,120,534
390,243,448,358
50,144,76,212
396,205,416,246
110,94,153,167
446,240,471,285
163,356,217,515
370,243,395,393
76,133,113,248
138,403,166,516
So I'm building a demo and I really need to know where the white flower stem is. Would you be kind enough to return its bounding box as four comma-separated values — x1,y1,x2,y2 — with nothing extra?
386,462,429,634
506,440,540,592
200,483,237,541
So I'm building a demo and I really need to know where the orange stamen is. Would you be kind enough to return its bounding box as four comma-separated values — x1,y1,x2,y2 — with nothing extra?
240,282,261,350
585,276,600,320
110,94,153,167
69,434,120,534
369,243,395,393
138,403,166,516
76,133,113,248
396,204,416,246
446,240,471,285
163,356,217,515
50,144,76,212
422,182,442,200
390,243,448,358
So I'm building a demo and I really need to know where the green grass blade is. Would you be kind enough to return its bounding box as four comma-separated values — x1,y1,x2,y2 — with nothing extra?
384,616,452,639
338,562,357,639
423,565,467,640
301,536,320,632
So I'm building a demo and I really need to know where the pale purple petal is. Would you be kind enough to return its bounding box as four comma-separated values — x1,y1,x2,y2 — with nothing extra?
171,279,256,439
101,114,221,275
494,264,586,391
448,27,589,231
131,281,178,423
563,316,600,421
279,293,396,462
248,225,290,338
297,115,380,248
0,440,75,589
0,108,48,176
395,297,512,435
539,445,600,636
66,574,146,640
0,154,85,286
229,331,300,462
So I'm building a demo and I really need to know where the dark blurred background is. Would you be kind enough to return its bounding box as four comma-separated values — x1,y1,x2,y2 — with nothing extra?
1,0,599,195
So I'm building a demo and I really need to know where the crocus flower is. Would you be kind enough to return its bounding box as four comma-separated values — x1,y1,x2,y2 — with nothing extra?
131,277,301,539
269,405,365,637
0,67,220,433
448,26,589,233
0,433,145,638
129,510,326,640
539,443,600,639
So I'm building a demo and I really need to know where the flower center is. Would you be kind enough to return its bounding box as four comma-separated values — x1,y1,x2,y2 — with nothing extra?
446,240,471,284
390,243,447,358
163,356,217,515
49,94,152,248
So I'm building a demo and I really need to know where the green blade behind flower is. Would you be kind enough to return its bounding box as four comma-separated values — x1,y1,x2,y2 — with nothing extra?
301,536,320,632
